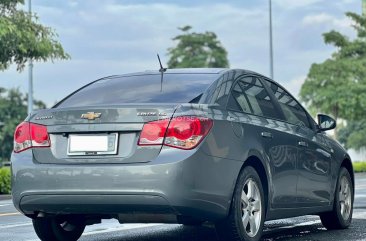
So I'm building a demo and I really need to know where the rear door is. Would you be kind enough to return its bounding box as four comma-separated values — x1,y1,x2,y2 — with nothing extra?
226,75,299,208
263,79,332,207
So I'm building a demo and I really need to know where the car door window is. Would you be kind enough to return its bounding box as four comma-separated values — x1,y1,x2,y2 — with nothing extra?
227,76,279,119
201,73,234,106
265,80,311,129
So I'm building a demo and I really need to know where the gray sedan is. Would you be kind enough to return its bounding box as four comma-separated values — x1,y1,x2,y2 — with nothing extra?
11,68,354,241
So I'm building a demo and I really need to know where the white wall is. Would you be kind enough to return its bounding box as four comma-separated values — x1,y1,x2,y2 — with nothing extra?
348,149,366,162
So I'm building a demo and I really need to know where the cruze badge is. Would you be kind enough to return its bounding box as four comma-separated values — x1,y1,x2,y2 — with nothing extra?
81,112,102,120
137,112,167,116
35,115,53,120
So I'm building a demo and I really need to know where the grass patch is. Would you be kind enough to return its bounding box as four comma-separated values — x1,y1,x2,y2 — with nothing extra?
0,167,11,194
353,161,366,173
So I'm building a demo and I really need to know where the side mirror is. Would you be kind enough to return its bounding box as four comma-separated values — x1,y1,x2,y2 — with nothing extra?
317,114,336,132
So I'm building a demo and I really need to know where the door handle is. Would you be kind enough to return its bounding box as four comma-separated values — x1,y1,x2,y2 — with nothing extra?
298,141,308,147
261,132,273,139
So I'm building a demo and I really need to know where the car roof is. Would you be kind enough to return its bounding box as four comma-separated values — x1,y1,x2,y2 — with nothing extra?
106,68,272,79
121,68,228,76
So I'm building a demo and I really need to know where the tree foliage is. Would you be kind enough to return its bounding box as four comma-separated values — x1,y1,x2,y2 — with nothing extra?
300,12,366,123
0,88,46,161
338,121,366,151
0,167,10,194
0,0,69,71
167,26,229,68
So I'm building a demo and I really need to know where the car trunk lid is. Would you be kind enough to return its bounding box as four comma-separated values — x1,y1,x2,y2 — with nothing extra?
30,104,177,164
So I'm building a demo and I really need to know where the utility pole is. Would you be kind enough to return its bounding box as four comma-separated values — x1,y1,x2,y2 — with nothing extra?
363,0,366,16
269,0,274,79
27,0,33,115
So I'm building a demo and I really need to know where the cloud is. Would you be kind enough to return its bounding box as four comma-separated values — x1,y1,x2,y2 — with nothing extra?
37,2,272,76
302,13,352,29
273,0,324,9
281,75,307,98
340,0,358,5
0,0,360,107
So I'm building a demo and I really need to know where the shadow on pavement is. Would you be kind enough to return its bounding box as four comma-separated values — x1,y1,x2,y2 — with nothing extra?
80,219,366,241
262,218,366,241
80,224,217,241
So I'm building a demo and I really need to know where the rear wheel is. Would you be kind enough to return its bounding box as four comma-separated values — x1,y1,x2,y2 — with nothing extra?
320,167,353,230
33,215,86,241
216,166,265,241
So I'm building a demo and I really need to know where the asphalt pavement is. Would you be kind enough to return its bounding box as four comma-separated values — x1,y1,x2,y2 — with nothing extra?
1,173,365,241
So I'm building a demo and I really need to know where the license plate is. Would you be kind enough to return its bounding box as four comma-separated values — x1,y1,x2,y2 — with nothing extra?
67,133,118,156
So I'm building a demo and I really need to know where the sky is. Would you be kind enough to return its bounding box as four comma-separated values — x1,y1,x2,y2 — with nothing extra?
0,0,362,107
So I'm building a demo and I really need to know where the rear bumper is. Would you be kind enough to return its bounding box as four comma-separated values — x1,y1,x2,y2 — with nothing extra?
11,147,243,222
20,194,174,215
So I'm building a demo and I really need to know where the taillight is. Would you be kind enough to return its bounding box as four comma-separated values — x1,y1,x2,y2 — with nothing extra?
138,116,213,150
138,119,169,145
14,122,50,153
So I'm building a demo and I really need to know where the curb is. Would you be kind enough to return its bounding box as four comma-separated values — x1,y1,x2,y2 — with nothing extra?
0,195,11,201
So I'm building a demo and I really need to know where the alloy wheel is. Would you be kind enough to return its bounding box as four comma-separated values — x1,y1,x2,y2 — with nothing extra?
339,176,352,220
241,178,262,237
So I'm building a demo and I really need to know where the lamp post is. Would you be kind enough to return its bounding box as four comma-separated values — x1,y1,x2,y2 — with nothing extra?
27,0,33,115
269,0,274,79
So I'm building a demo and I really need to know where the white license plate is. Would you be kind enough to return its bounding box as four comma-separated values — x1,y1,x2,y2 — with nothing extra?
67,133,118,156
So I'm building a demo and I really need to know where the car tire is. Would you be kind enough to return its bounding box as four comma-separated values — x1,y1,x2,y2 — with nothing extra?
320,167,353,230
215,166,265,241
32,215,86,241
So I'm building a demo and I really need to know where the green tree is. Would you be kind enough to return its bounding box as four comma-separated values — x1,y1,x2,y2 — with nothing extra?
0,88,46,161
300,12,366,139
0,0,69,71
167,26,229,68
338,121,366,151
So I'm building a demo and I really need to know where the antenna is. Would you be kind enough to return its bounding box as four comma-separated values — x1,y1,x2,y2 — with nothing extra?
157,54,167,92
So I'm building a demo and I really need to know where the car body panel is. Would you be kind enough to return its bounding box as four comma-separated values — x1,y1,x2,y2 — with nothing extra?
296,129,333,206
11,68,352,225
11,118,244,221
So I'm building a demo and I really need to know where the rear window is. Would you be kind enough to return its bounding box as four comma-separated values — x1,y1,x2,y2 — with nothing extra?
56,73,218,108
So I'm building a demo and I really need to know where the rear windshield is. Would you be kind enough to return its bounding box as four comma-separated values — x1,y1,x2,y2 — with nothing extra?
56,73,218,108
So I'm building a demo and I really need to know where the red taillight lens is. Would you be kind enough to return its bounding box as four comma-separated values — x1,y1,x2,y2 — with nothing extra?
30,123,50,146
14,122,50,153
165,116,213,149
14,122,31,152
138,119,169,145
138,116,213,150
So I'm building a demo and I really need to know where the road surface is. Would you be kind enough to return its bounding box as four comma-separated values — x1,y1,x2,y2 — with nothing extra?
0,173,365,241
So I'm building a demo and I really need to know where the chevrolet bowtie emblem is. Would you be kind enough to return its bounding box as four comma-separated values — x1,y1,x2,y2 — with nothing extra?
81,112,102,120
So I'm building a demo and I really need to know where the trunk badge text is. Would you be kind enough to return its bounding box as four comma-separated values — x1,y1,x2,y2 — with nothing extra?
137,112,167,116
35,115,53,120
81,112,102,120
